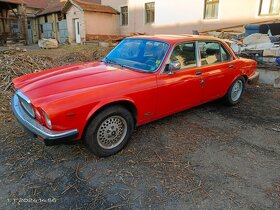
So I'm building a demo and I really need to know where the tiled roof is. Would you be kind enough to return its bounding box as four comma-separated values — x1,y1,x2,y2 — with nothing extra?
37,0,66,15
70,0,119,14
0,0,23,5
0,0,48,8
23,0,48,9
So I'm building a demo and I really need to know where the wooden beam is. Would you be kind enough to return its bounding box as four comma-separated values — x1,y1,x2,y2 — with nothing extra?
7,3,19,18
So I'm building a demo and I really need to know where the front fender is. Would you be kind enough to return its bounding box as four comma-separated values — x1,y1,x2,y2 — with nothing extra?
85,97,137,123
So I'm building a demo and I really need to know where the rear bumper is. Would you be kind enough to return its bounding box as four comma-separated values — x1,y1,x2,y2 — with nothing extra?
11,94,79,145
248,71,259,84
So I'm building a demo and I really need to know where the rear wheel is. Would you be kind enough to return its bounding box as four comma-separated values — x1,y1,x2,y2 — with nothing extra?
84,105,134,157
224,77,245,106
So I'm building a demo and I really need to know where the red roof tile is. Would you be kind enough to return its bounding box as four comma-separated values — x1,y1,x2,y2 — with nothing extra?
0,0,23,5
72,0,119,14
0,0,48,8
23,0,48,8
37,0,66,15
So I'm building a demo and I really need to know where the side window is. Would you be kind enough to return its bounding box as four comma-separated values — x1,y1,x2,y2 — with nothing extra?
199,41,221,66
170,42,197,70
221,45,232,62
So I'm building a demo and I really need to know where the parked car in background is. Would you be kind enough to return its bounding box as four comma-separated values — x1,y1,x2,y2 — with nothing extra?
12,35,259,157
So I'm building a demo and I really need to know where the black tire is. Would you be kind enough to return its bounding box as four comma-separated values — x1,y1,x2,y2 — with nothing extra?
224,76,245,106
84,105,134,157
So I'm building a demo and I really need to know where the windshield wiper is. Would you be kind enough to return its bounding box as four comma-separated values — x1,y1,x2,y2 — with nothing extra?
102,57,125,68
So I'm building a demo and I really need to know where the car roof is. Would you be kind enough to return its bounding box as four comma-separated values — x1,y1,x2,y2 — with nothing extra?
127,34,223,44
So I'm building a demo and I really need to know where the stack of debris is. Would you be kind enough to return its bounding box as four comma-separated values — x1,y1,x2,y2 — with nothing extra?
200,21,280,69
228,33,280,88
200,21,280,88
0,49,54,91
229,33,280,68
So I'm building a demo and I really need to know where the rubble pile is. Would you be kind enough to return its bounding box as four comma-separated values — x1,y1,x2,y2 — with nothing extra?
229,33,280,64
205,32,280,70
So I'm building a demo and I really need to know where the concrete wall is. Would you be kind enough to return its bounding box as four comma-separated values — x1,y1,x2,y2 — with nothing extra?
258,69,280,87
102,0,280,35
66,5,86,43
84,11,119,35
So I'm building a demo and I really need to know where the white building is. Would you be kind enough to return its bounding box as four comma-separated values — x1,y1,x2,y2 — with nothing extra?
101,0,280,35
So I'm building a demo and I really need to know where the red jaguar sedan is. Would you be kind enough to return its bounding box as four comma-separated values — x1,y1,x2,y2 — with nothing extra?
12,35,259,157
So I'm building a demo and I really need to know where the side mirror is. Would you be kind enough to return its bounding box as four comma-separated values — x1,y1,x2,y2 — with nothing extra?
168,61,181,74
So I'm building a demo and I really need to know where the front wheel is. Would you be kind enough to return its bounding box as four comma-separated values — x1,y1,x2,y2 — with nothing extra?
84,105,134,157
224,77,245,106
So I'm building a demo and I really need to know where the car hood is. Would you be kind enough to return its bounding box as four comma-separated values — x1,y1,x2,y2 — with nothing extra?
13,62,150,105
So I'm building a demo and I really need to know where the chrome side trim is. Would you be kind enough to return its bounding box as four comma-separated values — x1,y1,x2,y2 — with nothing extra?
11,95,79,140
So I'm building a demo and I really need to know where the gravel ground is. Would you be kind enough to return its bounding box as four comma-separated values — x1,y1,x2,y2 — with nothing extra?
0,46,280,209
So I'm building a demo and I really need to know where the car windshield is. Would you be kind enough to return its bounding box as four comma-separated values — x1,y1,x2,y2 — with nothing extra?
103,38,169,72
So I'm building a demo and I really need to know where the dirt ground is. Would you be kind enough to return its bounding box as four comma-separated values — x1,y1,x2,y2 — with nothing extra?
0,45,280,210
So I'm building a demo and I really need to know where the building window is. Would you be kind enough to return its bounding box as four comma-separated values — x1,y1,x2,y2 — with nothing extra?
44,15,48,23
145,2,155,24
204,0,219,19
121,6,128,26
259,0,280,16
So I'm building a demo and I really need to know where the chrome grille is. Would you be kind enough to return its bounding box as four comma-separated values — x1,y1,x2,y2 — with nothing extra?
16,90,35,118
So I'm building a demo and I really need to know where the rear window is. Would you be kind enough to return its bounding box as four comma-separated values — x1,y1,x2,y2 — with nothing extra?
198,41,232,66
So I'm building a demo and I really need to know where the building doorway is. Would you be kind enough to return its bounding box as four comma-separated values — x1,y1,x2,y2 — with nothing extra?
27,20,32,44
74,19,81,43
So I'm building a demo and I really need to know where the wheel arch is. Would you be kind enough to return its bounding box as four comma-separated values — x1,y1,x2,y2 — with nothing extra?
242,74,248,83
82,100,138,140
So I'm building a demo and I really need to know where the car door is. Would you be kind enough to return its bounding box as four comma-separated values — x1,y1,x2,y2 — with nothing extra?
196,41,238,103
156,42,204,117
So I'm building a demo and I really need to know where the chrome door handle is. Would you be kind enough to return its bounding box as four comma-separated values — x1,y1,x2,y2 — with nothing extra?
229,64,234,69
195,71,202,75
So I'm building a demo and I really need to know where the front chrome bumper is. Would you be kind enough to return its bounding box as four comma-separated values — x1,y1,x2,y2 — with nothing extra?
11,94,79,145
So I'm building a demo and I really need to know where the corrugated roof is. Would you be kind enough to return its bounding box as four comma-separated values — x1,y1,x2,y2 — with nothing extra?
71,0,119,14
